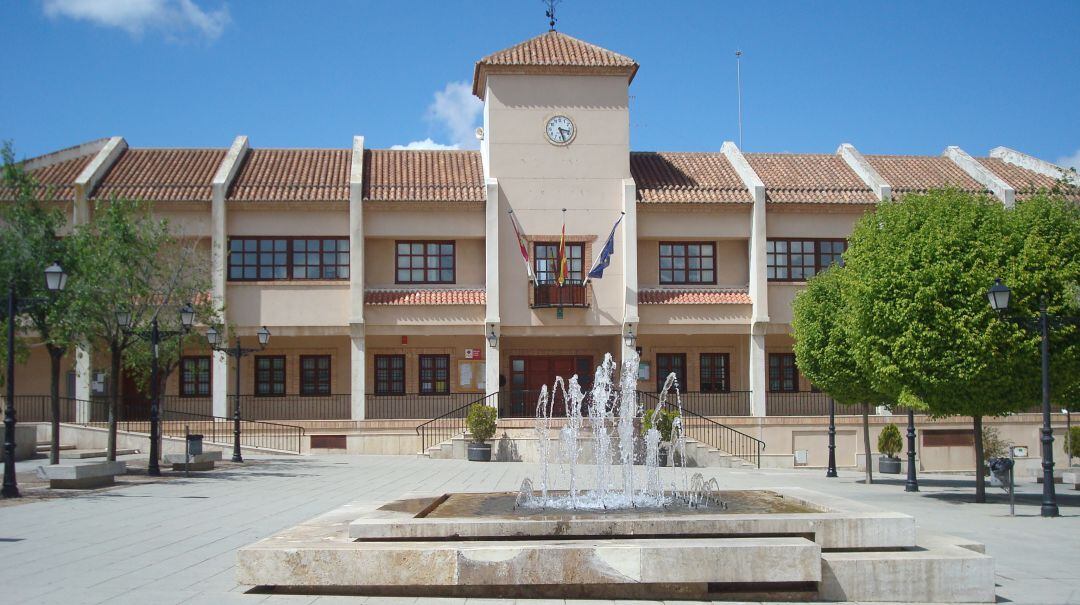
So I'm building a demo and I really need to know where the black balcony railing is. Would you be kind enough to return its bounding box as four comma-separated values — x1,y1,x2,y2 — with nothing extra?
416,392,497,454
532,279,588,308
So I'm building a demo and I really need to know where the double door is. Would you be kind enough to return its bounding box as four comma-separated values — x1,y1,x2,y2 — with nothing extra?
506,355,592,417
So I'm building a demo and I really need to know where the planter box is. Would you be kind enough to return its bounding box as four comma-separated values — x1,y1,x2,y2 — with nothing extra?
879,456,902,474
467,443,491,462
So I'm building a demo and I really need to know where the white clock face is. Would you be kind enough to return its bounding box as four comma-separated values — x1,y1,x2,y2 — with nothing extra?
545,115,575,145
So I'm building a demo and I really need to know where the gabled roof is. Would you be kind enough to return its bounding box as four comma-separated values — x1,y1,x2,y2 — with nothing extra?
630,152,751,204
473,31,639,97
20,153,94,202
863,154,984,195
745,153,876,204
363,149,484,203
92,148,226,202
977,157,1080,201
228,149,350,202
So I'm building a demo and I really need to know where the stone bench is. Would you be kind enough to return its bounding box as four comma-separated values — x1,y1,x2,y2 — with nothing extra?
36,461,127,489
164,450,222,471
1063,471,1080,490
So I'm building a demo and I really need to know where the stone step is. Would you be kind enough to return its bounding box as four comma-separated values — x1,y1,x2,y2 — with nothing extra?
59,448,139,459
35,443,77,452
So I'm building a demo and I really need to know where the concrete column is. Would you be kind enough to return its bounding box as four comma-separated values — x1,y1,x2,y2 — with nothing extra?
620,177,639,369
71,136,126,414
944,146,1015,208
838,143,892,202
484,178,501,404
723,141,769,417
348,136,367,419
210,136,249,417
991,146,1079,185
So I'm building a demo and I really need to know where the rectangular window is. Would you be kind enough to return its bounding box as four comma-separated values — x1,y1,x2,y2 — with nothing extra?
768,353,799,392
179,356,211,397
255,356,286,396
395,241,455,284
699,353,730,393
766,239,847,281
656,353,687,393
228,237,349,281
418,354,450,395
659,242,716,284
373,355,405,395
534,242,584,284
299,355,331,396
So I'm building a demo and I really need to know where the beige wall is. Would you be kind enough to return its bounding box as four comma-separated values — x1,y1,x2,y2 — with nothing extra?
365,238,485,287
364,207,484,238
637,206,751,239
156,203,213,238
228,283,349,327
765,209,865,238
638,305,753,329
228,208,348,237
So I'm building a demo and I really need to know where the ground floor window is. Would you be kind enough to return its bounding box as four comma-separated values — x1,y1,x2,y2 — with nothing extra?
255,356,286,396
374,355,405,395
300,355,331,395
656,353,687,392
418,354,450,395
699,353,730,392
768,353,799,392
179,356,211,397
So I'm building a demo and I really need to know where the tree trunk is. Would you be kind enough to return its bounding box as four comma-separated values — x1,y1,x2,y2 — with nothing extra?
108,345,120,461
863,403,873,485
973,415,985,503
48,345,63,465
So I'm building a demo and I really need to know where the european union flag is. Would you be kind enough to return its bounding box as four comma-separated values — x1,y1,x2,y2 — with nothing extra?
587,214,624,280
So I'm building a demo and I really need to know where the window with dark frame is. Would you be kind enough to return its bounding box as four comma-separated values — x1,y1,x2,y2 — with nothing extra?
768,353,799,392
534,242,584,284
255,356,286,396
699,353,730,393
299,355,331,396
659,242,716,285
373,355,405,395
766,239,847,281
228,237,349,281
395,241,455,284
418,354,450,395
656,353,687,393
179,356,211,397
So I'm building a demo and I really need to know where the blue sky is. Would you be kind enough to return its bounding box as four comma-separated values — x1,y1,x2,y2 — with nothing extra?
3,1,1079,168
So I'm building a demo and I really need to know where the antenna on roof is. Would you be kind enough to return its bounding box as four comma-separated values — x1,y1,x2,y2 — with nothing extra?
544,0,561,31
735,50,744,149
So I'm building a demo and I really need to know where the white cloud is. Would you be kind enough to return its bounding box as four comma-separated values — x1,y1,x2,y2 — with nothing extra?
43,0,229,41
390,138,461,151
393,81,483,150
1057,148,1080,172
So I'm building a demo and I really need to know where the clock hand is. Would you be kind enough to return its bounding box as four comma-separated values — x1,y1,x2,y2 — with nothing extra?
558,127,569,141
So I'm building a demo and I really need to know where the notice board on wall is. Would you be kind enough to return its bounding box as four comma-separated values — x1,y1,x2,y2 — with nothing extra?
458,360,484,392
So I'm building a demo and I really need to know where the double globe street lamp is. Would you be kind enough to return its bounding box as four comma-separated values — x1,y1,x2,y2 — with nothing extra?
4,261,68,498
206,325,270,463
987,278,1079,518
116,303,195,476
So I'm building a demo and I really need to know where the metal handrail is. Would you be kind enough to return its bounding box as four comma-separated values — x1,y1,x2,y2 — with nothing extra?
415,392,497,454
637,390,764,467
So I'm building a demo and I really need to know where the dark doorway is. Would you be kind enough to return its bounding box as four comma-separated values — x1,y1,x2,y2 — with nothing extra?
506,355,592,417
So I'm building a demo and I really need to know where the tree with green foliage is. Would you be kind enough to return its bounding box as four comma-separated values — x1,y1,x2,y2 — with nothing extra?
0,143,82,464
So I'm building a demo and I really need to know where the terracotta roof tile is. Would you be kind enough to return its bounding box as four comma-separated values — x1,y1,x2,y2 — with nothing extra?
978,157,1080,200
91,148,225,202
864,154,984,195
630,152,751,203
20,154,94,201
363,149,484,203
228,149,350,202
473,31,638,96
744,153,876,204
365,288,485,306
638,288,751,305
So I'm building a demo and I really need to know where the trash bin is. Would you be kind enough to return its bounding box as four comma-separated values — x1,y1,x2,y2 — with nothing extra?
186,434,204,456
987,457,1013,487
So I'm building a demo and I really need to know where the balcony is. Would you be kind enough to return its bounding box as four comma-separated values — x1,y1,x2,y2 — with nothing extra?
532,279,588,309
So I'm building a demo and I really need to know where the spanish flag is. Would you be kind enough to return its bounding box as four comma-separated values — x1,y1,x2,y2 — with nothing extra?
507,208,534,281
556,208,567,286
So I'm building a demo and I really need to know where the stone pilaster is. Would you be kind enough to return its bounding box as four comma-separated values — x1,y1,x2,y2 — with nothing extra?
484,178,501,404
349,135,367,419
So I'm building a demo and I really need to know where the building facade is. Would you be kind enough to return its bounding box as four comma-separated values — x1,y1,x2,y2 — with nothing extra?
9,32,1077,465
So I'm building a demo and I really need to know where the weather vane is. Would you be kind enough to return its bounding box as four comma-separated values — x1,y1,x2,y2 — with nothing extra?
544,0,561,31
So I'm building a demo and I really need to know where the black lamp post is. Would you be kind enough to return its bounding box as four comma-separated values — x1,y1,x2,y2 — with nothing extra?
987,278,1078,518
117,303,195,476
207,326,269,463
905,409,919,492
826,396,838,477
4,261,68,498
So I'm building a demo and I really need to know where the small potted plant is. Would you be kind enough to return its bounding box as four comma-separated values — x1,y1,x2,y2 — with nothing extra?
466,402,497,462
877,423,903,474
642,407,681,466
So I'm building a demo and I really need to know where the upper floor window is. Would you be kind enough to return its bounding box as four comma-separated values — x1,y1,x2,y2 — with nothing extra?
228,237,349,281
396,241,455,284
535,242,583,284
659,242,715,285
179,356,211,397
299,355,331,396
768,353,799,392
766,239,846,281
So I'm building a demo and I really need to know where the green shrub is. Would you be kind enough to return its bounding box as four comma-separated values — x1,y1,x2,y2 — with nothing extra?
1066,426,1080,460
877,423,903,458
641,407,681,442
982,426,1009,459
466,402,497,444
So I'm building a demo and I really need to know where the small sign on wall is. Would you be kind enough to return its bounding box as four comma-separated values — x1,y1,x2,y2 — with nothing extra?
464,348,483,360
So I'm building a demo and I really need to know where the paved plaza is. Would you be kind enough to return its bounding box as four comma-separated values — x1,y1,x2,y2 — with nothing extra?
1,453,1077,605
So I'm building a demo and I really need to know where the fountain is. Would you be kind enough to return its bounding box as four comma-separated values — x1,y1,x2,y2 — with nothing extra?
236,351,997,603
